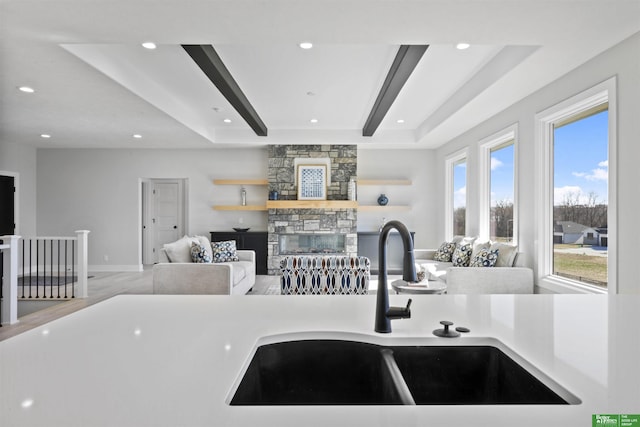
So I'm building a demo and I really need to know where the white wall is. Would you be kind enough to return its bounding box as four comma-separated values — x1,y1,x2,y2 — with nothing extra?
36,147,437,271
435,32,640,294
357,149,438,249
0,141,37,237
37,148,269,270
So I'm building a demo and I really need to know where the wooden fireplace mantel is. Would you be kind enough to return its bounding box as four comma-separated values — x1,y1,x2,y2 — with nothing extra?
266,200,358,209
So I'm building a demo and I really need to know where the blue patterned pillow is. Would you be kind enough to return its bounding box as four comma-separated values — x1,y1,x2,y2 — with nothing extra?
470,248,499,267
190,241,212,263
433,241,456,262
452,243,473,267
211,240,239,263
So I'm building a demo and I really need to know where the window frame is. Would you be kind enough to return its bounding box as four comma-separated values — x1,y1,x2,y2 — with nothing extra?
445,148,468,240
478,124,518,244
535,77,617,294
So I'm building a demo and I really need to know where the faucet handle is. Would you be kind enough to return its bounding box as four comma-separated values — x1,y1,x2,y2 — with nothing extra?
387,298,412,320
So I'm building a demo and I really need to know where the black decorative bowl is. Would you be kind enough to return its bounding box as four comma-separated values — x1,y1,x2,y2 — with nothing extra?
233,227,250,232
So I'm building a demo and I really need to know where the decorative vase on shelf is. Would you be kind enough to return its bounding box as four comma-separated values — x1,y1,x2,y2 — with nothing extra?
241,187,247,206
268,190,278,200
377,194,388,206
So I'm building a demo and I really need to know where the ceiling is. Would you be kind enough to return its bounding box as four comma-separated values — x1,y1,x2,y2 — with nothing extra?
1,0,639,150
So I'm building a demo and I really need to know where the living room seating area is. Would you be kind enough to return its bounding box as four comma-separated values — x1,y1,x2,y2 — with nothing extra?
152,235,256,295
414,236,533,294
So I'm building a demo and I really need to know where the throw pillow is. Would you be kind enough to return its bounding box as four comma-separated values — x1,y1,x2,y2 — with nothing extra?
452,243,473,267
211,240,240,263
433,241,456,262
163,235,195,263
470,240,491,261
489,242,518,267
452,235,477,246
470,248,500,267
193,235,214,261
190,241,212,263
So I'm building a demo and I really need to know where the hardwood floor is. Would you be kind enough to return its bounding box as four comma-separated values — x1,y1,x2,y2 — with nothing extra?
0,268,279,342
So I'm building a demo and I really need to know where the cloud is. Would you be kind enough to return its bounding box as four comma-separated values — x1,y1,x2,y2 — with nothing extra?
585,168,608,181
554,186,584,205
490,157,503,171
454,186,466,207
571,159,608,182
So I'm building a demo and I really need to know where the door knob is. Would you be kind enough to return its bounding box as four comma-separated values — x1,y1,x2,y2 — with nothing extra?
173,225,177,229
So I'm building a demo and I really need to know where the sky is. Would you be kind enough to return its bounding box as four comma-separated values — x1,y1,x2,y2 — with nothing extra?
553,110,608,206
453,109,608,209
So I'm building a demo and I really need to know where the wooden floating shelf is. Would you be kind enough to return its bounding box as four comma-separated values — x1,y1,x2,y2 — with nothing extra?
266,200,358,209
213,205,267,211
358,205,411,212
213,179,268,186
358,179,412,186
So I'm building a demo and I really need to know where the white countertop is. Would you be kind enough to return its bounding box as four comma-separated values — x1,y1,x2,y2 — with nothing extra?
1,294,639,426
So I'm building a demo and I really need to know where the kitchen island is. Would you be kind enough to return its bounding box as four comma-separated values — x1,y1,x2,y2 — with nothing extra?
1,294,638,426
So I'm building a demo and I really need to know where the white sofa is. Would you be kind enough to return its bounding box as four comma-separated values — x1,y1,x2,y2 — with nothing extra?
152,237,256,295
414,248,533,294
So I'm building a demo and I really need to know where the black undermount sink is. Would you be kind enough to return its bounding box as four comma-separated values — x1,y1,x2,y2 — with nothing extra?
229,339,579,406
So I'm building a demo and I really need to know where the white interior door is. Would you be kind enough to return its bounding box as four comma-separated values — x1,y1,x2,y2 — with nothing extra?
142,179,186,264
154,182,181,255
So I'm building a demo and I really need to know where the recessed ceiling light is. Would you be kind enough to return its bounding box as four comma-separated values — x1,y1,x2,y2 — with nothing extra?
133,134,142,139
299,42,313,49
142,42,157,50
396,119,405,124
456,43,470,50
18,86,35,93
310,119,318,123
40,134,51,138
223,119,232,123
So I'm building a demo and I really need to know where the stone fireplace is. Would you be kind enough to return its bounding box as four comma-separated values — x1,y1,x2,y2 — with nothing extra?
267,145,357,274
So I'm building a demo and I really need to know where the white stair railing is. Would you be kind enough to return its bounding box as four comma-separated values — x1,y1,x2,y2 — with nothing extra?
1,235,20,325
1,231,90,325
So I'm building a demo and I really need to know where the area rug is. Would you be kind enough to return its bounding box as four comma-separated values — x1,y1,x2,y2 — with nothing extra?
18,276,78,286
17,275,94,286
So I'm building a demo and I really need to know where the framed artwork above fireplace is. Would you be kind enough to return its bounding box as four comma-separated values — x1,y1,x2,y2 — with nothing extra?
297,164,327,200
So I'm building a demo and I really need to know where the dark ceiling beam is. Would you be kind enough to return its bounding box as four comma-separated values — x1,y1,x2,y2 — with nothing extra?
182,44,268,137
362,45,429,137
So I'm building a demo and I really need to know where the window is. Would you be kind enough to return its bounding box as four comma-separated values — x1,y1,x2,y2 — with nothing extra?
536,78,616,293
445,149,468,239
553,108,608,288
479,125,517,243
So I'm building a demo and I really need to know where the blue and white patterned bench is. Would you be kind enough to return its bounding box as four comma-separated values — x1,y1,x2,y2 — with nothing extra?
280,256,371,295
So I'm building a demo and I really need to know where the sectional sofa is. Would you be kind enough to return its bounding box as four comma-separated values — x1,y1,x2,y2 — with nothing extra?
414,237,534,294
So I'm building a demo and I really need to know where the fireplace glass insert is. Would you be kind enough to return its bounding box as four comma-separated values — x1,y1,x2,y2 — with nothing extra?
279,234,346,255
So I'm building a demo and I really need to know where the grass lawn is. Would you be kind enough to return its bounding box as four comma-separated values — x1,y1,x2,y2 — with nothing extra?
553,252,607,286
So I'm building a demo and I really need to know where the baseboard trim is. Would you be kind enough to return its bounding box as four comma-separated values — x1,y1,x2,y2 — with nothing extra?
89,264,143,272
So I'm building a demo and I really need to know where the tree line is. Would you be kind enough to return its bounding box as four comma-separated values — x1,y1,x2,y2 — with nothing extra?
452,190,607,238
554,191,607,228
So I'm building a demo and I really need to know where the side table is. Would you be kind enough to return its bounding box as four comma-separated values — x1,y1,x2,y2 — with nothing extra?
390,279,447,294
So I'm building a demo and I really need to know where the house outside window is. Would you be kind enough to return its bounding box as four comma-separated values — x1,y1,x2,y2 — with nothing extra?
535,78,616,293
